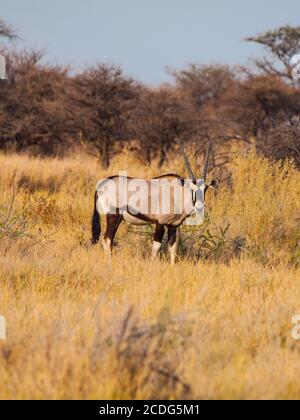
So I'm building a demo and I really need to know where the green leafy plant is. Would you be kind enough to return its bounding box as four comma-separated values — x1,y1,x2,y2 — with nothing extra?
180,223,247,263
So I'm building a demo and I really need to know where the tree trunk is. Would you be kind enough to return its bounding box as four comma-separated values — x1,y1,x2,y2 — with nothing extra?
101,139,110,169
158,144,166,168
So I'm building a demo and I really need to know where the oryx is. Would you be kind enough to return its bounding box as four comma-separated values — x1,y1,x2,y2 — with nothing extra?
91,142,215,264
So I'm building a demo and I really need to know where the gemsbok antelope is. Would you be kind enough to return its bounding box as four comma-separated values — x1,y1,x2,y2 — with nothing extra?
91,142,216,264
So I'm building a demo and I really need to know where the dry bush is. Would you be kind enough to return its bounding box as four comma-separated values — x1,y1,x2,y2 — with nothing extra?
259,123,300,168
0,192,48,255
180,224,246,264
106,310,191,399
207,149,300,266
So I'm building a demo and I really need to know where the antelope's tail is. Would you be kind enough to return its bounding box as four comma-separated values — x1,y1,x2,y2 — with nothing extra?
91,190,101,245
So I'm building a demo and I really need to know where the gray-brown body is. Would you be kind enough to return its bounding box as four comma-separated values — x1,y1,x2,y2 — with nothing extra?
91,142,213,264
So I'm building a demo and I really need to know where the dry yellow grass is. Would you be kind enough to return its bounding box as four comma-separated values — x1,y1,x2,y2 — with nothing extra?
1,149,300,400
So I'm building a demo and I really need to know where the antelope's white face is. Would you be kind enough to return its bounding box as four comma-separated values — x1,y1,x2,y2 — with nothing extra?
184,179,206,226
191,179,206,213
186,178,218,226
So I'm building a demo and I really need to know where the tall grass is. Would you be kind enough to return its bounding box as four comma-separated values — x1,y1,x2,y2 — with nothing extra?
0,150,300,400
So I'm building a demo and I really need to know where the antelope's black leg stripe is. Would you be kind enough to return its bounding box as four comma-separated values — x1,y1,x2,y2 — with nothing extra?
168,227,177,247
154,224,165,243
104,214,123,245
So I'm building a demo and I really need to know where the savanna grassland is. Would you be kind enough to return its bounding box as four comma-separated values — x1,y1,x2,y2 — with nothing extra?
1,149,300,400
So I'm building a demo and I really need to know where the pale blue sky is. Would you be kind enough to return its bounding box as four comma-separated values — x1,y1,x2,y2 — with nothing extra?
1,0,300,84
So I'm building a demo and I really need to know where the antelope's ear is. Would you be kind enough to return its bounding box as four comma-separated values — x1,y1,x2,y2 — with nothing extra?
207,179,220,190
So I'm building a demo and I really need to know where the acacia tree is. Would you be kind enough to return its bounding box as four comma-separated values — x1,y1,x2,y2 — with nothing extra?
0,18,18,41
73,64,139,168
0,50,74,155
130,87,194,166
246,25,300,80
259,122,300,168
170,64,243,167
222,74,300,137
170,64,236,110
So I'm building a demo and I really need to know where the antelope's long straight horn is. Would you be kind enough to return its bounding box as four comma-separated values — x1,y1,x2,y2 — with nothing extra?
178,140,196,182
201,141,211,181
